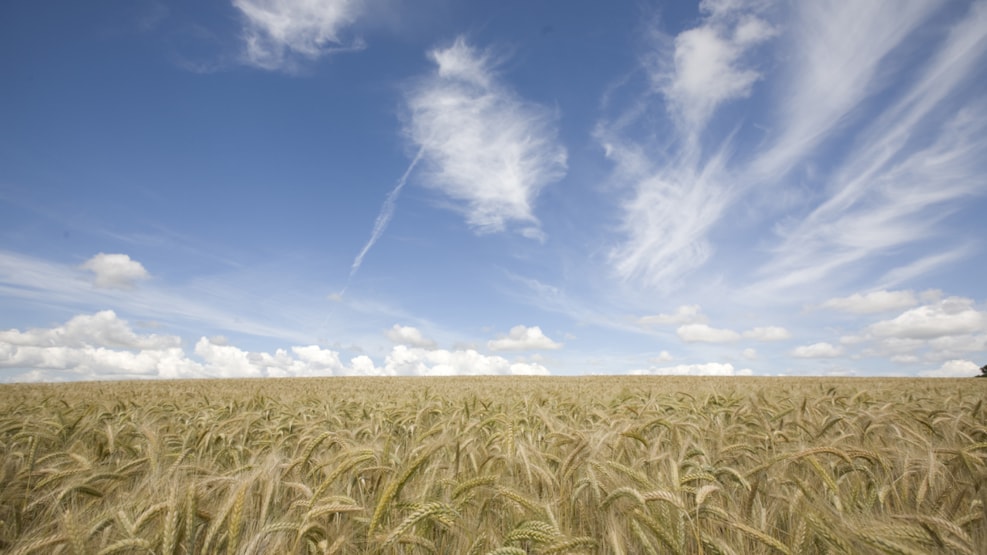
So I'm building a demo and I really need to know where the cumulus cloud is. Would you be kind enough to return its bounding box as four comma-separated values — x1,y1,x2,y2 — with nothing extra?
742,326,791,341
1,311,197,380
676,323,740,343
631,362,752,376
487,325,562,351
866,297,986,340
650,350,674,363
404,36,567,235
791,342,843,358
920,359,981,378
386,324,437,349
638,305,707,326
233,0,365,71
80,253,149,289
0,311,551,382
820,290,919,314
385,345,549,376
0,310,177,350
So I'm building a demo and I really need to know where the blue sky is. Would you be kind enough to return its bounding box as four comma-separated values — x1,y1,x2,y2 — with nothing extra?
1,0,986,381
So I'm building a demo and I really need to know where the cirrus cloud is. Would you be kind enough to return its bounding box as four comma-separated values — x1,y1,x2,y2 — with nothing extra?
233,0,366,71
405,37,567,235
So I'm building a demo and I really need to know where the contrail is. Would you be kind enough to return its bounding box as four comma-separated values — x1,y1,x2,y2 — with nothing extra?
350,145,426,278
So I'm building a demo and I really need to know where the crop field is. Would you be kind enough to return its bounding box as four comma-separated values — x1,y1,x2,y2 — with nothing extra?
0,376,985,554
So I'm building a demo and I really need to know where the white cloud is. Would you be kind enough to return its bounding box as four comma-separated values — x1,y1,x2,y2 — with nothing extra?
867,297,986,340
650,350,674,363
791,342,843,358
631,362,753,376
0,311,551,382
750,1,941,181
638,305,707,326
742,326,791,341
233,0,365,71
487,325,562,351
1,250,314,345
0,312,199,380
384,344,549,376
754,2,987,291
920,359,981,378
741,347,757,360
405,36,567,235
655,6,775,132
676,323,740,343
820,290,919,314
386,324,437,349
80,253,149,290
0,310,177,350
602,0,774,290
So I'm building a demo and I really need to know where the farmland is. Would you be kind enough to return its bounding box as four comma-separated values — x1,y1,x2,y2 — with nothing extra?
1,376,985,554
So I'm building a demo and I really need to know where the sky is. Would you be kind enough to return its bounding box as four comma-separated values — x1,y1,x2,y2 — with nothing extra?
1,0,986,382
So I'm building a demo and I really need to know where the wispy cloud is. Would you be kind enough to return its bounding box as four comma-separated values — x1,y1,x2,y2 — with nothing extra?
602,0,774,290
755,1,987,291
749,0,941,181
650,0,775,137
404,36,567,235
0,250,312,344
233,0,366,71
349,146,426,278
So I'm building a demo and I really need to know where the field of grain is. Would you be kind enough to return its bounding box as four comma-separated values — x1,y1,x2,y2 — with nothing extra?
1,376,985,554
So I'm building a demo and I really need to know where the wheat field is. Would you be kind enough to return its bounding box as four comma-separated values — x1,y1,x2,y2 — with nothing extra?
0,376,985,554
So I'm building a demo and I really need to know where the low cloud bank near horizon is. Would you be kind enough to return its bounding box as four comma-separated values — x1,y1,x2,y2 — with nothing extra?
0,311,551,382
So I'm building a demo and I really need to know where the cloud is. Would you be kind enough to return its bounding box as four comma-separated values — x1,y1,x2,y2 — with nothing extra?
650,350,674,363
404,36,567,235
0,310,177,350
654,3,775,133
676,323,740,343
820,290,919,314
386,324,437,349
1,250,314,345
80,253,150,289
384,344,549,376
1,311,197,380
741,347,757,360
631,362,753,376
602,1,774,290
233,0,365,71
742,326,791,341
791,342,843,358
487,325,562,351
0,311,551,382
920,359,981,378
754,2,987,291
638,305,707,326
350,146,426,277
749,1,941,181
866,297,986,340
